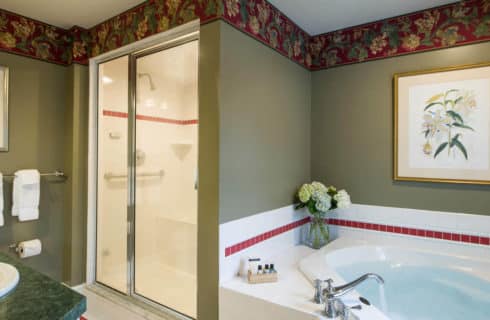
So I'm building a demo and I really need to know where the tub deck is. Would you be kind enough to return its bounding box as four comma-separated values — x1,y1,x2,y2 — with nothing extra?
220,244,387,320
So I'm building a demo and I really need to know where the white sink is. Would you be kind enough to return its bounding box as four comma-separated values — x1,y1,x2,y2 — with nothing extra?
0,262,19,298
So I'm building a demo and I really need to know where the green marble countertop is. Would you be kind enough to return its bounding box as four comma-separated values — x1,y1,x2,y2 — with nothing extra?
0,253,86,320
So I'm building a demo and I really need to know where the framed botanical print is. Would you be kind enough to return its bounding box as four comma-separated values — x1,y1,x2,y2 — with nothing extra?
0,65,7,152
394,62,490,185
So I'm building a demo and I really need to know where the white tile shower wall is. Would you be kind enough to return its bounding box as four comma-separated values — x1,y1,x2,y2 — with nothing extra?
134,121,197,274
331,204,490,238
219,205,307,283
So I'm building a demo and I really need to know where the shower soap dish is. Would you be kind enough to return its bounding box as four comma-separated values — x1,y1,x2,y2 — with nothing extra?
247,271,278,284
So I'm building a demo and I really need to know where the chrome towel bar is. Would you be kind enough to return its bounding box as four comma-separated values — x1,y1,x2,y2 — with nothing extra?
2,170,66,178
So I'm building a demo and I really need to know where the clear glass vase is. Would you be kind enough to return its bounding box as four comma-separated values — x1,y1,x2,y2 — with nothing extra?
303,215,329,249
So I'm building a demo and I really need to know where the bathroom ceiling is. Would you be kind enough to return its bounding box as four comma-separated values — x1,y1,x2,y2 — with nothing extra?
268,0,455,35
2,0,456,33
0,0,144,29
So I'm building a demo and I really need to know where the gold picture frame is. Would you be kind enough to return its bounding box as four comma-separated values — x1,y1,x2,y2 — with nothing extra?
394,61,490,185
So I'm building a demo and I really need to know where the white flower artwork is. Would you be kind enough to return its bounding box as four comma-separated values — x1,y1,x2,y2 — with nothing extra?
395,63,490,184
408,79,490,170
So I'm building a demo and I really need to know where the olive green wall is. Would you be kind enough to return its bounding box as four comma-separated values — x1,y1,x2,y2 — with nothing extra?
63,64,88,286
312,42,490,215
219,22,311,223
0,52,68,280
197,21,221,320
197,20,312,319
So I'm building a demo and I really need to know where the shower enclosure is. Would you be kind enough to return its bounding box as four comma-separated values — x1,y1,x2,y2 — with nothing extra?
89,24,198,319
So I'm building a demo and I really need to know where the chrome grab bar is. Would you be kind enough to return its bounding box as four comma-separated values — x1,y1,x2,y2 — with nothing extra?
3,170,66,178
104,169,164,180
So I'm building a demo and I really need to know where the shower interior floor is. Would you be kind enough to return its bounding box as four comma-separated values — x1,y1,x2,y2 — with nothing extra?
98,260,196,318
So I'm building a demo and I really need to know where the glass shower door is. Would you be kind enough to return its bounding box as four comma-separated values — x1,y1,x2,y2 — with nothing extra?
133,40,198,318
96,55,129,293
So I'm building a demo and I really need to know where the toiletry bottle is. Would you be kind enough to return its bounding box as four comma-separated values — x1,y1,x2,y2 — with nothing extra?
240,257,250,277
248,258,260,275
257,265,263,275
270,263,277,273
264,264,270,273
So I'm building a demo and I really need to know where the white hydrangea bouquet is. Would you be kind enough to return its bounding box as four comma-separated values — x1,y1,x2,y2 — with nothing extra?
295,182,351,249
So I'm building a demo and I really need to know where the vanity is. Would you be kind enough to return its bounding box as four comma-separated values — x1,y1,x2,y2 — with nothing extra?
0,253,86,320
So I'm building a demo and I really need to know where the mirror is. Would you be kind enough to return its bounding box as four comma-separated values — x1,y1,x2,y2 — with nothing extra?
0,65,8,151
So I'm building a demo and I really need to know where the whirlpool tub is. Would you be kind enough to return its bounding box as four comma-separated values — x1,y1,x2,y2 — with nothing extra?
299,236,490,320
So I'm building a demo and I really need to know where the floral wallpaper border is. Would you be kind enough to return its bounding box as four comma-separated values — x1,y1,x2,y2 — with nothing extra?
308,0,490,69
221,0,310,67
0,9,71,65
86,0,220,60
0,0,221,65
1,0,490,70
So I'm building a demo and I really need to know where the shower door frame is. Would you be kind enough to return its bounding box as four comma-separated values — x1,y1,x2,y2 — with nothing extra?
87,20,199,319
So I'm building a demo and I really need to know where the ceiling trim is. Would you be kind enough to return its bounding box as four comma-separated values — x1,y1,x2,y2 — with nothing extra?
0,0,489,70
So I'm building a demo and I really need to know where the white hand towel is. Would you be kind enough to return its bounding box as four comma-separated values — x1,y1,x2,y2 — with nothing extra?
0,173,3,226
12,169,40,221
17,169,40,185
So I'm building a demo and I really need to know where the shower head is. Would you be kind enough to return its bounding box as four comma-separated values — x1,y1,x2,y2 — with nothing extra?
138,73,156,91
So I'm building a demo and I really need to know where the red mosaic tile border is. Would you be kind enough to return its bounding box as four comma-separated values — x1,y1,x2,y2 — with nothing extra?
328,218,490,246
224,217,310,257
102,110,198,125
224,216,490,257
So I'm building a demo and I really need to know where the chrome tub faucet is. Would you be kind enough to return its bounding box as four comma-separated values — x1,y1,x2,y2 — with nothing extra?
314,273,385,319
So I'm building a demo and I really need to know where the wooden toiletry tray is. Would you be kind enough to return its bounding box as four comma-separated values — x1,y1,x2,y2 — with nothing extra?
247,271,278,284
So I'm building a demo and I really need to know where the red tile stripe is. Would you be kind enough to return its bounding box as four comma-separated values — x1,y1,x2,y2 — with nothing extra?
224,216,490,257
327,218,490,247
102,110,198,125
224,217,310,257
